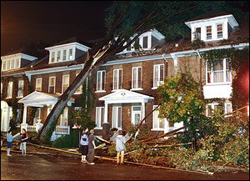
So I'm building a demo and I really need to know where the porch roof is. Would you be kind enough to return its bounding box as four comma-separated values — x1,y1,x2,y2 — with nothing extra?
99,89,154,104
18,91,74,107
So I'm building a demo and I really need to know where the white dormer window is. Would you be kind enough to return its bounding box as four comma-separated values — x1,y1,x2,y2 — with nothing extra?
2,53,36,72
206,26,212,40
118,29,165,54
185,13,239,42
217,24,223,39
46,42,90,64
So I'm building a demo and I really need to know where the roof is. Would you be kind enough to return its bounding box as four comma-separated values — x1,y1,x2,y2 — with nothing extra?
186,10,231,22
49,37,92,48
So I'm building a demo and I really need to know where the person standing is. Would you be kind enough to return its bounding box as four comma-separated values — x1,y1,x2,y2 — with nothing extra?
115,129,132,165
7,130,13,157
79,128,89,163
87,129,96,165
20,128,28,156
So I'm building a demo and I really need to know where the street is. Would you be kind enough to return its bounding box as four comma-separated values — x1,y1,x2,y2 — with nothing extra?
1,152,249,180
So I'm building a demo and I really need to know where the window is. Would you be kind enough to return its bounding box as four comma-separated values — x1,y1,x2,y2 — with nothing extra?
206,59,231,84
69,49,73,60
153,105,164,130
206,103,220,117
112,106,122,129
75,71,83,94
36,78,42,91
7,81,13,98
48,76,56,94
2,61,6,71
96,70,106,91
132,67,142,89
143,36,148,49
217,24,223,39
7,60,10,70
34,108,41,123
63,50,67,61
51,52,55,63
113,69,122,90
132,106,141,125
62,75,70,93
194,27,201,40
225,103,232,115
11,59,15,69
60,107,68,126
17,80,24,98
57,51,61,62
15,59,19,69
206,26,212,40
96,107,104,128
153,64,164,87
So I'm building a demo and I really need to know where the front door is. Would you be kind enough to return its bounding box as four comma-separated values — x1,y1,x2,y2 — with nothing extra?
132,106,141,125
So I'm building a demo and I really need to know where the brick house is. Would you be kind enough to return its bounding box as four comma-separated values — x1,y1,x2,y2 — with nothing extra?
1,10,249,140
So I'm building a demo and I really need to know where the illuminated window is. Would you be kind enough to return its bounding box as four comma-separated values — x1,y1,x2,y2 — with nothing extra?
57,51,61,62
62,75,70,93
96,107,104,128
153,64,164,87
96,70,106,91
194,27,201,40
206,26,212,40
217,24,223,39
75,71,83,94
113,69,122,90
7,81,13,98
17,80,24,98
112,106,122,128
132,67,142,89
36,78,42,91
48,76,56,94
153,105,164,130
51,52,55,63
69,49,73,60
63,50,67,61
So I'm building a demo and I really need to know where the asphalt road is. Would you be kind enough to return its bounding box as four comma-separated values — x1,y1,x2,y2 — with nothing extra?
1,152,249,180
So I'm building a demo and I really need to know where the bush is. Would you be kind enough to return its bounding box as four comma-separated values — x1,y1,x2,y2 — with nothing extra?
52,130,79,148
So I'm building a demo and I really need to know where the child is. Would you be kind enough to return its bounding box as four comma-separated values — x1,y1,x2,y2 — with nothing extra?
79,128,89,163
115,129,132,165
87,129,96,165
7,130,13,157
20,128,28,156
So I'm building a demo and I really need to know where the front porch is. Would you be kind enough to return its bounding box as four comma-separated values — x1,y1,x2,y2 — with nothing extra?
18,91,73,140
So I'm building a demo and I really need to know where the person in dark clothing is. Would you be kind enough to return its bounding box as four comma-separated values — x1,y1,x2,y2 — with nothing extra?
20,129,28,156
87,129,96,165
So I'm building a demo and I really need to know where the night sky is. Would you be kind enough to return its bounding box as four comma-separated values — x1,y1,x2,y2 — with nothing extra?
1,1,112,56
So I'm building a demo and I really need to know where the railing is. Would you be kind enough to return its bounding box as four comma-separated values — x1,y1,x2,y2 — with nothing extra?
55,125,70,135
27,125,37,132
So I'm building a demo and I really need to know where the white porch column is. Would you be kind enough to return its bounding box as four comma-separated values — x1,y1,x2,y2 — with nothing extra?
21,105,28,131
104,102,109,123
